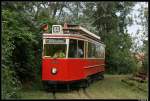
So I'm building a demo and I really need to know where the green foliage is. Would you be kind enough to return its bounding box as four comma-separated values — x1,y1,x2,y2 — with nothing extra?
143,55,148,73
93,2,137,74
2,9,21,99
142,40,148,73
2,67,21,99
2,7,36,81
136,4,148,73
2,10,15,68
2,0,56,85
2,2,41,98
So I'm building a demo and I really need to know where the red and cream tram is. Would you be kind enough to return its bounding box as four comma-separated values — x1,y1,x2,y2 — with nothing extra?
42,23,105,88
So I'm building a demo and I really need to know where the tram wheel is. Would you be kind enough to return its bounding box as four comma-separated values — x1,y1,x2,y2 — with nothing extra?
97,73,104,80
100,75,104,80
79,79,89,88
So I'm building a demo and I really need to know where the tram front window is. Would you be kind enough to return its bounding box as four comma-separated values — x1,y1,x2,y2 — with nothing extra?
44,44,66,58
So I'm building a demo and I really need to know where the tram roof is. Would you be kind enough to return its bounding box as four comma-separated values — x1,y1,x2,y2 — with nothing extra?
43,23,103,44
63,23,101,40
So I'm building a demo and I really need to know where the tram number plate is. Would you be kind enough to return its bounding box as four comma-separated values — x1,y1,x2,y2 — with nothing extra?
45,39,66,44
53,26,60,33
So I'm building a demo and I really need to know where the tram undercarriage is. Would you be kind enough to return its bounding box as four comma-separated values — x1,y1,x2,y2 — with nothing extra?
43,72,104,91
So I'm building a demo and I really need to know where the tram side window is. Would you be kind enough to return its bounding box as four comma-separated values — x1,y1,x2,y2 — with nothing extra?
95,45,100,58
78,40,84,58
88,42,105,58
68,39,84,58
68,39,77,58
100,45,105,58
44,44,66,58
95,44,105,58
88,42,96,58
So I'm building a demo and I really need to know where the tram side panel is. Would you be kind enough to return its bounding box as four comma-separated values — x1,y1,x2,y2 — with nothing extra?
67,59,86,81
67,59,105,81
84,59,105,77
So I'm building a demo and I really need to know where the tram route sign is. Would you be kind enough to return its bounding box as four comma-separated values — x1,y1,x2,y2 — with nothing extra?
45,38,66,44
52,25,63,34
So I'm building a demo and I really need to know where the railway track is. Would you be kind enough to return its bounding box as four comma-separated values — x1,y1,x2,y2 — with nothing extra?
82,88,92,99
51,88,92,99
52,91,56,99
48,78,101,99
76,88,92,99
47,76,102,99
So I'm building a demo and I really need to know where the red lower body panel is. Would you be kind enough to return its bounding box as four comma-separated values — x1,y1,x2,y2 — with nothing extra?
42,58,105,82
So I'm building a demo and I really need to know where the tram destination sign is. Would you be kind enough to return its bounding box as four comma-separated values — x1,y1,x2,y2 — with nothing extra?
45,38,66,44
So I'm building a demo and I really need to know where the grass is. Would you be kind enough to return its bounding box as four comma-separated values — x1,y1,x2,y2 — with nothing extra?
18,75,148,99
87,75,148,99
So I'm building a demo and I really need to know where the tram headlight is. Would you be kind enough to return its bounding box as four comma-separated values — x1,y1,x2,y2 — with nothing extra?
51,67,57,75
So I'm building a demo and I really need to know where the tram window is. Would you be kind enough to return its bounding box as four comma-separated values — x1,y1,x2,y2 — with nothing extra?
95,44,104,58
88,42,105,58
95,45,100,58
68,39,84,58
44,44,66,58
100,45,105,58
88,42,92,58
68,39,77,58
88,42,96,58
78,40,84,58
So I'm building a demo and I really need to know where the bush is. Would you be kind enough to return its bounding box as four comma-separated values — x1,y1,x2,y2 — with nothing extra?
106,51,137,74
142,54,148,73
2,67,21,99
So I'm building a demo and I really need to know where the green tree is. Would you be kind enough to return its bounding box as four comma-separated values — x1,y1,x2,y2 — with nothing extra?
2,8,21,99
93,2,137,74
139,3,148,73
2,1,58,91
